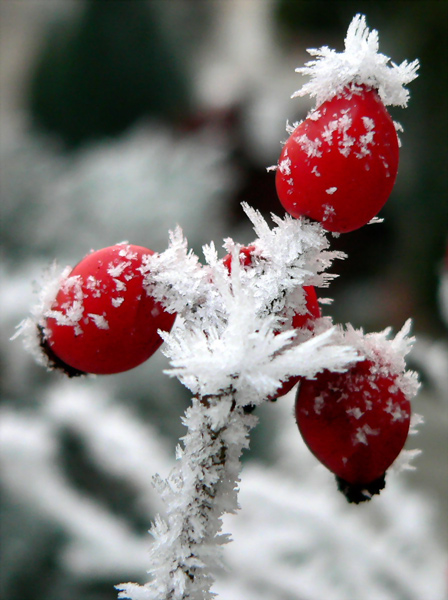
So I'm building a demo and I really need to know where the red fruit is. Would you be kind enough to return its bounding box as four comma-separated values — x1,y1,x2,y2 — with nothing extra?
291,285,320,329
222,245,256,272
43,244,176,375
223,246,321,398
295,360,411,502
276,85,399,233
273,286,321,398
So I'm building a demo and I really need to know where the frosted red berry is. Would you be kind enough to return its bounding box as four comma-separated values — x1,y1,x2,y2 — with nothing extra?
223,246,321,398
273,286,321,398
43,244,176,375
222,245,256,272
295,359,411,502
276,85,399,233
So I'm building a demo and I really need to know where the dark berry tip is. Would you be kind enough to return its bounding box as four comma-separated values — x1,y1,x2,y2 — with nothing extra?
38,325,86,378
335,473,386,504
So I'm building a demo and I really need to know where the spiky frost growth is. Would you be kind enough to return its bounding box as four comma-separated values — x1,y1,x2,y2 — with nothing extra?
11,263,73,370
140,204,354,405
339,319,420,401
293,14,419,107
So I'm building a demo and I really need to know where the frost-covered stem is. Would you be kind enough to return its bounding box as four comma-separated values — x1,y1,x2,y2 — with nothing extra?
118,392,257,600
168,395,253,597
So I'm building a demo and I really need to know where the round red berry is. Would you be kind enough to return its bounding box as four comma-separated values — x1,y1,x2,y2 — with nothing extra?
295,359,411,501
43,244,176,375
276,85,399,233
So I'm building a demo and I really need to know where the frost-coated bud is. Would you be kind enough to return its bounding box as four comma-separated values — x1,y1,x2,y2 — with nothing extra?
42,244,176,375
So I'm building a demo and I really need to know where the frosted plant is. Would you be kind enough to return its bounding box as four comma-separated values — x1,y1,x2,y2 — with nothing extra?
0,383,170,579
13,14,422,600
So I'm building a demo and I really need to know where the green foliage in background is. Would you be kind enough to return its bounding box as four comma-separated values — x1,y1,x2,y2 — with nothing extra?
29,0,192,148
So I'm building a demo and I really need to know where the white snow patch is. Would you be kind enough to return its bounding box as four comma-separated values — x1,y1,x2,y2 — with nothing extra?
347,406,364,420
278,156,291,175
87,313,109,330
313,394,325,415
384,399,409,422
354,423,379,445
356,116,376,158
295,133,323,158
308,109,322,121
114,278,127,292
108,261,131,278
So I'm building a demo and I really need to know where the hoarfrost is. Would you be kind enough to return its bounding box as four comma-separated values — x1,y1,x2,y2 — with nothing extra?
9,14,426,600
108,261,132,278
11,263,72,368
278,155,291,175
88,313,109,330
116,204,423,599
112,297,125,308
292,14,419,108
354,423,380,445
295,133,323,158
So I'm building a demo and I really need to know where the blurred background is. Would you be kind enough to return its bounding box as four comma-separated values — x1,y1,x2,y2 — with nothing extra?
1,2,447,599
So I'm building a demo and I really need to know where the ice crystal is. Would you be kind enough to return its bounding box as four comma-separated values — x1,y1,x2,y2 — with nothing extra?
11,262,72,369
337,319,420,403
293,14,419,107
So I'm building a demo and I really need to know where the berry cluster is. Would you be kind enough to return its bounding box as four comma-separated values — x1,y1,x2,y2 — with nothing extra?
21,15,419,509
222,246,414,503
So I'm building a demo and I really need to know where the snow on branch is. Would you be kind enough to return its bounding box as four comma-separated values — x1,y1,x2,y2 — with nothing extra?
142,206,353,404
293,14,419,107
116,209,369,600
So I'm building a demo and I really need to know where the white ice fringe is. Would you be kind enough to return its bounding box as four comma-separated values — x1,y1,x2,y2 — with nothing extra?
11,262,73,369
293,14,419,108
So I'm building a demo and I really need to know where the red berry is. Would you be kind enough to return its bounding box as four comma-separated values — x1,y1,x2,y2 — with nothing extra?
276,85,399,233
43,244,176,375
291,285,320,329
223,246,321,398
295,359,411,502
274,286,321,398
222,245,256,272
